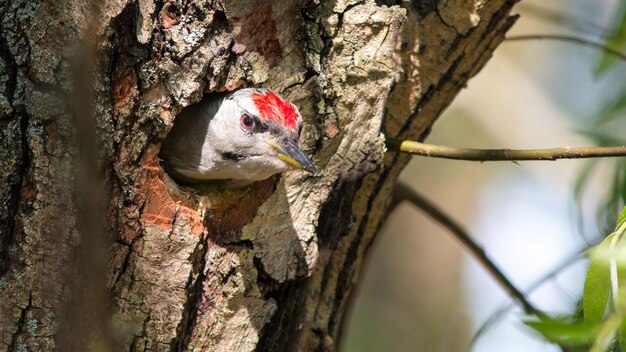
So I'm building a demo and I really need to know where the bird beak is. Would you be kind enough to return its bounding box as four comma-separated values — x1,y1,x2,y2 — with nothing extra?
267,138,317,174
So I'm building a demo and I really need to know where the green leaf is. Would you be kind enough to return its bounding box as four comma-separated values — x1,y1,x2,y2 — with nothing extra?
575,129,626,147
620,317,626,352
595,2,626,75
617,206,626,231
620,163,626,205
574,159,599,199
591,315,621,352
525,317,599,346
584,233,617,324
592,91,626,127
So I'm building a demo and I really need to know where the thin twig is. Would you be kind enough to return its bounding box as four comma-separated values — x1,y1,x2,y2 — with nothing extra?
392,182,544,316
386,139,626,161
518,4,612,37
468,249,586,349
506,34,626,63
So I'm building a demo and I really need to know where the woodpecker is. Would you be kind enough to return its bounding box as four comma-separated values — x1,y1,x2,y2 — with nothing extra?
159,88,316,186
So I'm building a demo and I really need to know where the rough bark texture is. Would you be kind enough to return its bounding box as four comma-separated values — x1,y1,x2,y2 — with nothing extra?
0,0,518,351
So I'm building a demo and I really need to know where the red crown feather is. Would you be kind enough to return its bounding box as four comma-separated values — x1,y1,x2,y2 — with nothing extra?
251,91,299,130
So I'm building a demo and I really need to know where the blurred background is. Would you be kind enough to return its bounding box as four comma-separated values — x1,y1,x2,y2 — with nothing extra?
341,0,626,351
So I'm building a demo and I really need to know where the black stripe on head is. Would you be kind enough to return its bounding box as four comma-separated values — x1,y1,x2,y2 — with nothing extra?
222,152,245,161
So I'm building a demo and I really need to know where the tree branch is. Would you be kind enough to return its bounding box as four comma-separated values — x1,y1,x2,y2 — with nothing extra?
386,139,626,161
506,34,626,63
392,182,544,316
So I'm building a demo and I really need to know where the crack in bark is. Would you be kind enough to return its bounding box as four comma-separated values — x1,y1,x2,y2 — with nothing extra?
113,226,146,289
130,309,152,352
318,152,383,333
0,109,30,277
300,1,365,155
211,39,236,89
255,276,304,352
220,239,254,248
331,166,392,343
0,106,30,278
252,256,280,299
410,0,439,19
0,1,33,72
434,5,458,34
170,217,210,352
0,10,30,278
7,291,32,352
0,30,18,104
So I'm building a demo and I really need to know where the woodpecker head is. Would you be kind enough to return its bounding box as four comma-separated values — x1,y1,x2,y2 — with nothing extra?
159,88,316,185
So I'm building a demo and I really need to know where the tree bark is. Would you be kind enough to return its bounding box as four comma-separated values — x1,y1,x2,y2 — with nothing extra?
0,0,518,351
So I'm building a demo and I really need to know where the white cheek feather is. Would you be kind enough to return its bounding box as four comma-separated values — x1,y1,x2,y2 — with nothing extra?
207,101,247,148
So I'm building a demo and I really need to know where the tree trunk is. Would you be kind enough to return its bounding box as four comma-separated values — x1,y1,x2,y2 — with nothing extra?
0,0,518,351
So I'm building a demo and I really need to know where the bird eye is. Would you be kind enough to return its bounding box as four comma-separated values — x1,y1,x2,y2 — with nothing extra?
241,114,255,129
